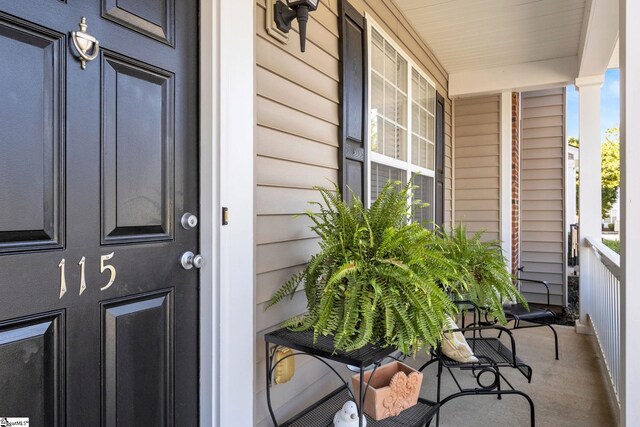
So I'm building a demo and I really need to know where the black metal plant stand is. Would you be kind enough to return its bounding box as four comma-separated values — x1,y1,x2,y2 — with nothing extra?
264,328,440,427
419,301,536,427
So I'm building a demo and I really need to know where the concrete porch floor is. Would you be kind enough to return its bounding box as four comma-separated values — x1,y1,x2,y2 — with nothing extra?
404,325,617,426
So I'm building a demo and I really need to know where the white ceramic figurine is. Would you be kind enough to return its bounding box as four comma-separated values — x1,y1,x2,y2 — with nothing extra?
333,401,366,427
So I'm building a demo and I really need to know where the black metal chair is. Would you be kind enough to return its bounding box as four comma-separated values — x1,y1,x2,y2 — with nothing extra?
498,272,559,360
420,301,535,427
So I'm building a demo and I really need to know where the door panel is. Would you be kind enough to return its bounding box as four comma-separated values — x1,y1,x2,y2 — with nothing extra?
0,16,64,252
0,313,64,426
102,0,174,45
101,52,174,244
102,291,173,426
0,0,199,424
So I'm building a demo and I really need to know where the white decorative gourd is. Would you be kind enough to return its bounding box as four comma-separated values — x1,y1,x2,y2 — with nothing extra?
333,401,366,427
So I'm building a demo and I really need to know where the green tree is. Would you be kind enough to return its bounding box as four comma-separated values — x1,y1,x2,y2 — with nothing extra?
601,128,620,219
569,128,620,220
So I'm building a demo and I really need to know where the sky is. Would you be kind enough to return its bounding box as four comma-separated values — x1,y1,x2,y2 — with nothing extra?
566,68,620,141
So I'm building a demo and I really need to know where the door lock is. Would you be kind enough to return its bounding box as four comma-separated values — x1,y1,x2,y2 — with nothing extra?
181,213,198,229
181,251,204,270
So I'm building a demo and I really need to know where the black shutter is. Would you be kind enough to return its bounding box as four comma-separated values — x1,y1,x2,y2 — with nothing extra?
435,92,446,227
339,1,368,205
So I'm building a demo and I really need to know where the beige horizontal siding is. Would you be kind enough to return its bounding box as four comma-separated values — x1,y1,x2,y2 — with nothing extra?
254,0,453,425
453,95,500,242
520,88,566,306
255,1,341,423
257,97,337,144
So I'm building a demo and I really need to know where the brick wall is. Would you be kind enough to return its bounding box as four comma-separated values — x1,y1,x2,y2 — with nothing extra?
511,92,520,274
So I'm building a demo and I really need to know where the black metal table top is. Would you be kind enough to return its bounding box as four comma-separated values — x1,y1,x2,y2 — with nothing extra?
264,327,396,367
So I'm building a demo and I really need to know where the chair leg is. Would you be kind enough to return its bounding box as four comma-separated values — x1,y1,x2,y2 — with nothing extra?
435,367,442,427
547,324,559,360
496,367,502,400
520,390,536,427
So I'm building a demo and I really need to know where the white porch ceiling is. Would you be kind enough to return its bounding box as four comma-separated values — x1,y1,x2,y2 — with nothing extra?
393,0,588,74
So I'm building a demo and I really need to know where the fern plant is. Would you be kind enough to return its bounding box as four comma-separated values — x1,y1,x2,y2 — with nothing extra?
434,225,527,324
267,181,459,355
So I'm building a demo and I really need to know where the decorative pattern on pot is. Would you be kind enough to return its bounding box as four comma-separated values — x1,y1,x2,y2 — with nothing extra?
352,361,424,421
382,371,422,417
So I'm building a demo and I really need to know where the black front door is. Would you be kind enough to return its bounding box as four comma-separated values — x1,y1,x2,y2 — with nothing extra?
0,0,199,425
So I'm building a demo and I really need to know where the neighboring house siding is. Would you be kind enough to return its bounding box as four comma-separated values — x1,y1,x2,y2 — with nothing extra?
520,88,566,306
254,0,452,425
454,95,501,241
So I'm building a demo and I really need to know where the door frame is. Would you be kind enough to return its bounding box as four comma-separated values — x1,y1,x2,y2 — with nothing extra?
200,1,255,426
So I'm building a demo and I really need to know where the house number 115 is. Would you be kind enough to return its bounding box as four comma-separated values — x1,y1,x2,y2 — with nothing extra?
58,253,117,299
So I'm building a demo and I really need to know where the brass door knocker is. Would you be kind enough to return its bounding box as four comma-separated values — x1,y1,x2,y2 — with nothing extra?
71,17,99,69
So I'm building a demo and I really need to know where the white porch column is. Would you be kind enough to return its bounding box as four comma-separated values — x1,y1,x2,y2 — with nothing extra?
500,91,513,269
575,75,603,331
620,0,639,424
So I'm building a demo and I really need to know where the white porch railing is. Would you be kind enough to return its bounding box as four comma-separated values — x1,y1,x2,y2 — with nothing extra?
585,236,621,405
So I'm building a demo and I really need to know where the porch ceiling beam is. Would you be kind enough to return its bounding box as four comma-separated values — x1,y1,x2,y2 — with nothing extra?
577,0,619,77
448,56,578,98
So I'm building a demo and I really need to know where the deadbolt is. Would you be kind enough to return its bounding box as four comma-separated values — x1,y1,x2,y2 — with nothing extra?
181,251,204,270
181,213,198,229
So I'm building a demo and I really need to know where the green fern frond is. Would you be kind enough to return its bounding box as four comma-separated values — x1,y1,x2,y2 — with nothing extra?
437,224,527,323
266,180,524,354
266,271,304,309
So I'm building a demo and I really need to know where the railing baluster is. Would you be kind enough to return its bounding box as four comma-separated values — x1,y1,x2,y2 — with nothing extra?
584,237,620,407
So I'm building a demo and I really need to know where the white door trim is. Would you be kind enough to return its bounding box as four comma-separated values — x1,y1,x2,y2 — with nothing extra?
200,1,255,426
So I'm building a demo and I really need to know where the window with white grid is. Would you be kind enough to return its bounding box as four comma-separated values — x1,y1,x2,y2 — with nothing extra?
368,23,436,227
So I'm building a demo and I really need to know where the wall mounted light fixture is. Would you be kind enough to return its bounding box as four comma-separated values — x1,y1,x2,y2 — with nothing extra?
274,0,320,52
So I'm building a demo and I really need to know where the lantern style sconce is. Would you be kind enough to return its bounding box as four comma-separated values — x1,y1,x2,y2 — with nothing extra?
274,0,320,52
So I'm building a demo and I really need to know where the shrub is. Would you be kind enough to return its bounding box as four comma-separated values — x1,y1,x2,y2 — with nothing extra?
433,225,527,324
602,239,620,254
267,181,458,354
267,182,525,354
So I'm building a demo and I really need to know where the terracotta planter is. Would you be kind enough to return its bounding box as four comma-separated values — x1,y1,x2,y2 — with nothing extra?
351,361,423,421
